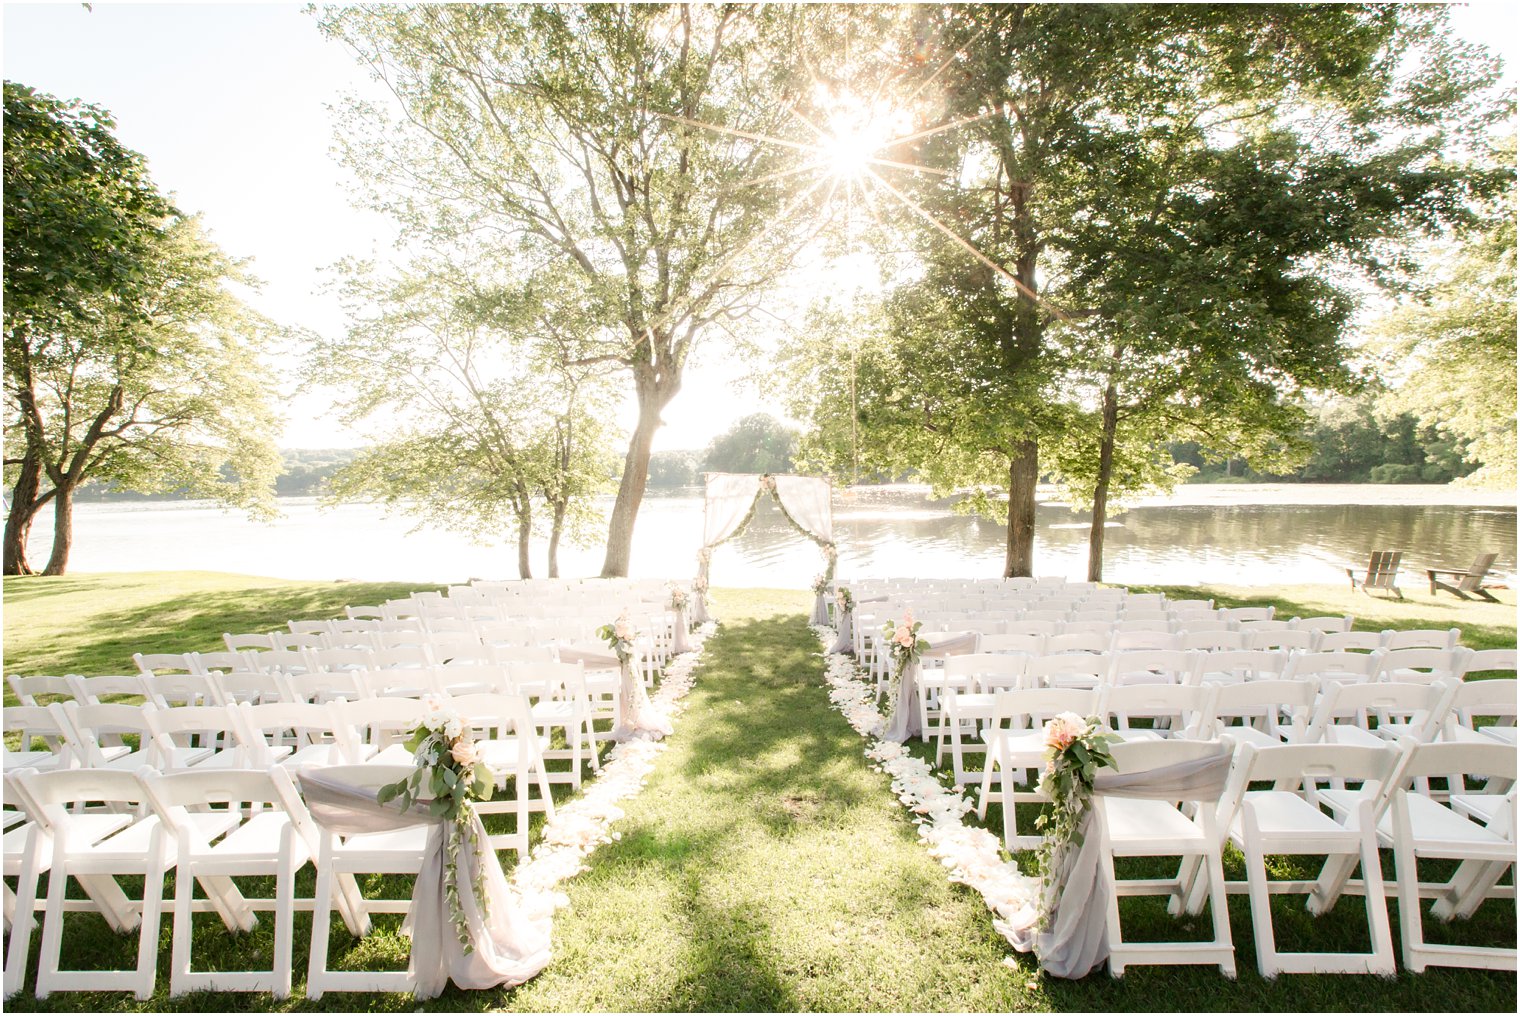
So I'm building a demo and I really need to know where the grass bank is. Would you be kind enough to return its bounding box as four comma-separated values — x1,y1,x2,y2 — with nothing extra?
2,574,1515,1011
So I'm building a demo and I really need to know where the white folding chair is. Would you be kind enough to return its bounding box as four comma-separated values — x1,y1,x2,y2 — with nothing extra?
1178,630,1247,653
1303,681,1447,750
1108,630,1179,653
143,767,320,998
1098,684,1215,742
507,661,600,788
304,764,430,998
1213,742,1398,977
1244,629,1315,653
1094,739,1235,979
1284,650,1383,690
21,768,187,1000
1107,649,1198,687
1026,654,1109,691
334,697,422,763
235,701,354,771
188,650,256,677
143,705,248,772
6,675,75,710
1195,649,1287,686
57,701,211,771
1386,740,1516,972
1207,679,1316,748
223,632,280,653
976,688,1098,850
1318,631,1383,654
447,693,555,854
137,671,220,711
935,654,1026,784
2,706,72,773
63,673,141,706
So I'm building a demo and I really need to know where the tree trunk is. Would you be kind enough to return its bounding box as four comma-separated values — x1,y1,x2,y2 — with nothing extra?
516,514,533,581
4,451,43,575
42,483,75,576
601,383,673,577
1087,381,1120,583
547,499,567,579
1004,438,1039,577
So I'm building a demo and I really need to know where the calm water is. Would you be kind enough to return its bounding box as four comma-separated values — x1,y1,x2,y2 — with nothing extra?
21,485,1517,589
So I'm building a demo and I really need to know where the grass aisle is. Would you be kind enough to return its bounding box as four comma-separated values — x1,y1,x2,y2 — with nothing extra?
502,588,1030,1011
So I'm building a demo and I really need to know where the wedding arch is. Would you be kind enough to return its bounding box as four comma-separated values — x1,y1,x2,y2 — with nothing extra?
690,472,835,625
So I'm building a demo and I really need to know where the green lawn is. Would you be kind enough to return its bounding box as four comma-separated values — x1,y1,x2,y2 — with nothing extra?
1,573,1515,1011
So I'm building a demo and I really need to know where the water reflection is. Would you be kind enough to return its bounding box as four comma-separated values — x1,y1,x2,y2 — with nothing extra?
26,485,1517,588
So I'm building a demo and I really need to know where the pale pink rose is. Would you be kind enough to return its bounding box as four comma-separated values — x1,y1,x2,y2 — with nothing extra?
1044,712,1086,752
894,625,914,648
451,738,481,767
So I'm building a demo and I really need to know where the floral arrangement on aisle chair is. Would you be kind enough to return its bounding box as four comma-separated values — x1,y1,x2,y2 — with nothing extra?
377,698,497,950
811,573,830,597
880,610,930,730
1033,712,1120,927
597,611,638,663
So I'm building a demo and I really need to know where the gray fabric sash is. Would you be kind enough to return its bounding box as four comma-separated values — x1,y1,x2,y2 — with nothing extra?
671,605,694,654
881,631,981,742
298,768,553,998
1000,746,1232,979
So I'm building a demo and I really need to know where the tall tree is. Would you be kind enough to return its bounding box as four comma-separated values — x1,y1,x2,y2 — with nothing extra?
1376,165,1518,490
3,80,175,573
313,261,616,579
318,4,818,576
5,215,282,574
790,4,1505,577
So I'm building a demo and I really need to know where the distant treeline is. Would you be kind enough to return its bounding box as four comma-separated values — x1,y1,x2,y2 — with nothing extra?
75,399,1480,504
76,449,363,502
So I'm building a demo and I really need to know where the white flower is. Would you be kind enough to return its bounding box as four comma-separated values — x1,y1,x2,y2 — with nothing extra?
444,717,463,740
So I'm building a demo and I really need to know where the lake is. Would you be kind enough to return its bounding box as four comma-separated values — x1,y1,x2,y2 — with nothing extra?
24,484,1516,589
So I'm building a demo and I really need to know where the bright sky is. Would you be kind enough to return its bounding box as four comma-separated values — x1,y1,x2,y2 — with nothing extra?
3,1,1517,452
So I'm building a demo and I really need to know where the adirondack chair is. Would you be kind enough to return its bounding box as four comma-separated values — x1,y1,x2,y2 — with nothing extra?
1347,550,1403,600
1427,552,1500,602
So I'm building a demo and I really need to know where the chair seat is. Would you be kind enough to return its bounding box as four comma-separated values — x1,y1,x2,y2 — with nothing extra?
1396,794,1511,850
1216,725,1282,749
530,701,579,723
364,743,416,766
282,744,349,770
946,693,997,717
1101,797,1206,848
1234,791,1359,844
2,750,65,772
82,812,237,862
208,813,308,861
1323,726,1384,749
1112,729,1168,743
1480,726,1517,746
1451,793,1507,826
478,736,551,770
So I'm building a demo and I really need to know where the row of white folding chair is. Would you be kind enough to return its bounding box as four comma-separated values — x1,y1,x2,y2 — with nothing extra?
970,731,1512,979
944,673,1515,790
1194,737,1516,976
4,764,328,999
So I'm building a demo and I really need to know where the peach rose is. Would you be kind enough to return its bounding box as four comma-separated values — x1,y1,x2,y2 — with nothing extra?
894,625,915,648
451,738,481,767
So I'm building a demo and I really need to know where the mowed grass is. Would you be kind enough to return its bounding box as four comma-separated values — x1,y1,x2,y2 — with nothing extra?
1,573,1516,1011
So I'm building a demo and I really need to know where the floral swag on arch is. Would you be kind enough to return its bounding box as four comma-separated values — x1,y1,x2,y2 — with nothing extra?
690,472,836,623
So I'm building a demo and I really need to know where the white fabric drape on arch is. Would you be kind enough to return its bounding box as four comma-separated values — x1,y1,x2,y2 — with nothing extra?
691,473,835,623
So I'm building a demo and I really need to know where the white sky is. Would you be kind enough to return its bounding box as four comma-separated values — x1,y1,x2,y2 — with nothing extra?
3,0,1517,452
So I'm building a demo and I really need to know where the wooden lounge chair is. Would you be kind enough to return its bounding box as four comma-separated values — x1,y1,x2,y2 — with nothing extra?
1427,552,1500,603
1347,551,1403,600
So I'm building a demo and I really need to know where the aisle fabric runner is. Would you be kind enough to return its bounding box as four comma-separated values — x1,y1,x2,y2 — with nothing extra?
811,625,1043,954
510,621,717,917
